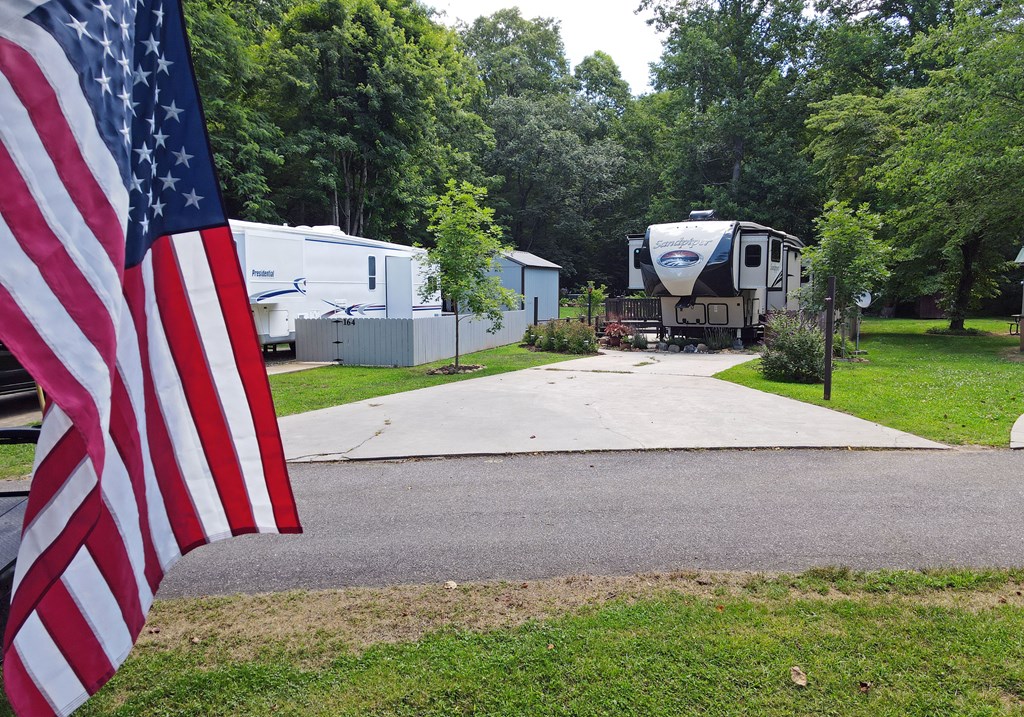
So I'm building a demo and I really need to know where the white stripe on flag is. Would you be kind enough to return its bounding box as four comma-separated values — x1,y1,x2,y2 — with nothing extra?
30,405,72,473
62,549,134,666
0,213,113,432
114,305,181,570
140,255,232,540
12,452,96,595
99,443,155,613
0,70,124,320
171,233,276,527
0,9,129,224
12,612,88,715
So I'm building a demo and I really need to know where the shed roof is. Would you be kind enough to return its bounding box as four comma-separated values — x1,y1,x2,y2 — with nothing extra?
503,251,561,270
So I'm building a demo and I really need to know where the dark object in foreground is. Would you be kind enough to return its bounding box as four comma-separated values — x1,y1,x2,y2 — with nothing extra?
426,364,484,375
0,426,36,649
0,342,35,397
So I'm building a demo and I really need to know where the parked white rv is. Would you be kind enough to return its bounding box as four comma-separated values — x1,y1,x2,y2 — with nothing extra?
631,210,803,340
231,220,442,347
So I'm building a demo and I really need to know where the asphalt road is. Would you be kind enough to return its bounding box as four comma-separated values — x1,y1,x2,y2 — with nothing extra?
159,448,1024,597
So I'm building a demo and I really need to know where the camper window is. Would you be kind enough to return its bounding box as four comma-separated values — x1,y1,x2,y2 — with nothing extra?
368,256,376,290
744,244,762,268
770,239,781,263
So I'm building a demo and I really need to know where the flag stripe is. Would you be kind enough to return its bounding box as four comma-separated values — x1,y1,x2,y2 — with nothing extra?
63,550,134,666
203,228,301,531
172,232,276,528
0,139,118,368
20,426,84,530
0,36,124,266
85,509,147,637
0,9,128,221
2,643,56,716
12,613,87,715
123,266,207,551
150,237,257,533
140,254,233,541
0,259,106,467
109,376,163,593
35,581,115,692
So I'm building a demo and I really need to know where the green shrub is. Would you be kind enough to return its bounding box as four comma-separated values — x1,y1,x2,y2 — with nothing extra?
632,333,649,350
704,327,734,351
759,312,826,384
528,321,597,355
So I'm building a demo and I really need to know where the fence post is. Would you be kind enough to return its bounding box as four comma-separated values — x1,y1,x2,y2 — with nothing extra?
823,275,836,401
587,289,593,326
533,296,539,325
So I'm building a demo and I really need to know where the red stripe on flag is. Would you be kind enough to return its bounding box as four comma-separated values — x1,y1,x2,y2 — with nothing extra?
0,140,117,359
2,643,59,717
150,236,256,533
0,36,124,268
84,511,146,637
201,227,301,532
35,580,116,695
0,275,105,471
2,484,100,654
122,267,207,552
21,428,85,530
109,376,164,593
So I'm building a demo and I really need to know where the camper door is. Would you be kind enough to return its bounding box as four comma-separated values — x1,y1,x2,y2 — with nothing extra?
738,234,768,290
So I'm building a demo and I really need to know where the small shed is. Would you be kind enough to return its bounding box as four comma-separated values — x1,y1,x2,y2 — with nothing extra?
494,251,562,323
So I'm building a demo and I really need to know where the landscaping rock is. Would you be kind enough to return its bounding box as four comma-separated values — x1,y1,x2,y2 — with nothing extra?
682,344,697,353
656,342,669,352
667,344,681,353
696,343,709,353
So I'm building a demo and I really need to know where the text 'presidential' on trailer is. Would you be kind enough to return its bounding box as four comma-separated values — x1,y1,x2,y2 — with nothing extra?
626,210,803,342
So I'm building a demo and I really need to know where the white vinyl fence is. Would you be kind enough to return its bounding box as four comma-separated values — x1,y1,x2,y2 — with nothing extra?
296,310,528,366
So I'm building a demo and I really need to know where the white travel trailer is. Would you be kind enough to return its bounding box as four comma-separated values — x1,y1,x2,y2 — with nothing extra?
631,210,803,340
231,220,442,347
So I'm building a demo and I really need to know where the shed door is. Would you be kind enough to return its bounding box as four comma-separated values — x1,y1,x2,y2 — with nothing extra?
385,256,413,319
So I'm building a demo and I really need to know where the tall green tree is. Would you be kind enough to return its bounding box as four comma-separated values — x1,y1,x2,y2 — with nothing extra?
641,0,817,236
419,181,521,367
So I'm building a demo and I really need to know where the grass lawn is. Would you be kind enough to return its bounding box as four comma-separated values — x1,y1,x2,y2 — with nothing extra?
11,568,1024,716
716,318,1023,446
270,343,579,417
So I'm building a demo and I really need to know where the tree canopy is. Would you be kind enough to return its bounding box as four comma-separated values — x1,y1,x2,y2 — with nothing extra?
183,0,1024,321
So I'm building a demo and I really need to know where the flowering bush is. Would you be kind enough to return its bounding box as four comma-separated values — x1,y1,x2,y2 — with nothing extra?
759,311,826,383
603,323,633,339
524,322,597,355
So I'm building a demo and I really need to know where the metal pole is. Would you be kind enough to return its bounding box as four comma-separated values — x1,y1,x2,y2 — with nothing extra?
823,276,836,401
35,383,46,414
587,288,593,326
533,296,539,326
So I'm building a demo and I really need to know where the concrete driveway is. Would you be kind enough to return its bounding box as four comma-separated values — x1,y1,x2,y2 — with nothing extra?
280,351,944,461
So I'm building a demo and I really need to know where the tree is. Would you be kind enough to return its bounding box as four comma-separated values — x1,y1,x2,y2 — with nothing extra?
801,201,889,323
419,181,521,368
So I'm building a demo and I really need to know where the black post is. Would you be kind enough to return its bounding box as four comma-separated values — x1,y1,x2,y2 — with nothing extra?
587,289,593,326
533,296,539,325
823,275,836,401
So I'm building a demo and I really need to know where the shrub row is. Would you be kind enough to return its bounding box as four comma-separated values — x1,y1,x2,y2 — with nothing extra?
523,322,598,355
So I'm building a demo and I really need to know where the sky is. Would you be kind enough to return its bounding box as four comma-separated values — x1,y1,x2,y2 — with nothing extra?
428,0,666,95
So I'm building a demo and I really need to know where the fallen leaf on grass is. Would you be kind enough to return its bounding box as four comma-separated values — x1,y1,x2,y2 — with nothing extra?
546,644,554,650
859,681,872,694
444,580,458,590
790,666,808,687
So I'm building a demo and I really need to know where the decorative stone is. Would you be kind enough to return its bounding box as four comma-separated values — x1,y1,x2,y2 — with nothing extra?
657,342,669,352
696,343,709,353
682,344,697,353
668,344,681,353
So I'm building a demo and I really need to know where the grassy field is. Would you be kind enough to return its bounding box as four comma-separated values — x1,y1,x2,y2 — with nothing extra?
270,343,578,417
717,318,1023,446
6,568,1021,716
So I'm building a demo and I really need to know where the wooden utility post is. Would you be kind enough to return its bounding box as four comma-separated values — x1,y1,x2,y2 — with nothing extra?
823,276,836,401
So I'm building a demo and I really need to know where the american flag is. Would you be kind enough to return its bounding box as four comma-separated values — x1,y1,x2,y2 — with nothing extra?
0,0,302,714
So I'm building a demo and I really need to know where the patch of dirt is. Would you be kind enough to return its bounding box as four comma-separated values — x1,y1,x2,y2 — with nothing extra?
425,364,484,375
140,571,1024,666
999,347,1024,363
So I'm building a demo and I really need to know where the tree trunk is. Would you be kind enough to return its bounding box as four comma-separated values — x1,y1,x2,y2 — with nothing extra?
947,235,981,331
731,135,744,195
453,299,460,368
